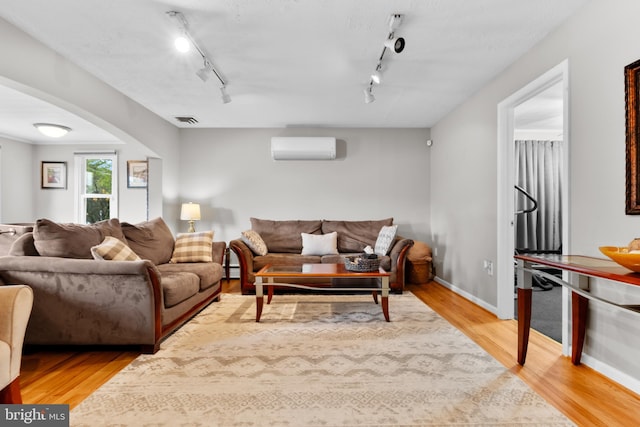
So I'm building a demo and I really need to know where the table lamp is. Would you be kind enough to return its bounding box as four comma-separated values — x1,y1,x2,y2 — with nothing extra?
180,202,201,232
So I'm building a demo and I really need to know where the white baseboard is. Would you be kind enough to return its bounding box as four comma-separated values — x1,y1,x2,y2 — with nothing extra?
433,276,498,315
580,353,640,395
433,276,640,395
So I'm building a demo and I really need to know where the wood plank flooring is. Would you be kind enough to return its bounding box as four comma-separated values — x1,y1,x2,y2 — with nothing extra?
18,280,640,426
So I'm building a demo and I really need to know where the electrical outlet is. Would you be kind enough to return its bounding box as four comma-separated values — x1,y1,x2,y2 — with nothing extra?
483,260,494,276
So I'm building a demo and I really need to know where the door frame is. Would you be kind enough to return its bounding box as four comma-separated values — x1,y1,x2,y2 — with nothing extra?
496,60,570,335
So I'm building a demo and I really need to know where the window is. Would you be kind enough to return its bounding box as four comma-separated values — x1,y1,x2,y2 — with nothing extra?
75,153,118,224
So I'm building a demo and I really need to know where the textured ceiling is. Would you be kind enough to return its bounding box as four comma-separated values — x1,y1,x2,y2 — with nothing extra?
0,0,587,143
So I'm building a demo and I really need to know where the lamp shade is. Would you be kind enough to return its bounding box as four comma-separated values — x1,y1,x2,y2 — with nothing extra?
180,203,201,221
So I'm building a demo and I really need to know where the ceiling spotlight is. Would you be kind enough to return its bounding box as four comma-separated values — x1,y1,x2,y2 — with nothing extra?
371,67,383,85
174,35,191,53
33,123,71,138
364,87,375,104
384,36,405,54
196,60,212,82
220,86,231,104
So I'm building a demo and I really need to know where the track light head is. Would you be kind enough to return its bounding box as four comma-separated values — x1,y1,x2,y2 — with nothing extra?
385,36,405,54
196,60,212,82
363,88,375,104
220,86,231,104
371,66,383,84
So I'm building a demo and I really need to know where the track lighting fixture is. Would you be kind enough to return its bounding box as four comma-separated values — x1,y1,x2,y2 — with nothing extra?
363,13,405,103
371,64,383,84
220,86,231,104
167,11,231,103
384,36,405,54
364,87,375,104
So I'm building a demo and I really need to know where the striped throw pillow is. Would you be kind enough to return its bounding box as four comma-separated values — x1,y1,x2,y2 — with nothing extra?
170,230,214,263
91,236,141,261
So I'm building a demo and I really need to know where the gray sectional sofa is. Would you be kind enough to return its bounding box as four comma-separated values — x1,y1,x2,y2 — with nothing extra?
230,218,413,295
0,217,225,353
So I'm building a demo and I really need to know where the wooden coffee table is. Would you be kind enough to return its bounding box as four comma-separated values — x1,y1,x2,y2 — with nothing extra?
254,263,391,322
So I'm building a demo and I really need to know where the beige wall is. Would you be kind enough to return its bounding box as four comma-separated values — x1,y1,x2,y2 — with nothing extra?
177,128,431,244
430,0,640,391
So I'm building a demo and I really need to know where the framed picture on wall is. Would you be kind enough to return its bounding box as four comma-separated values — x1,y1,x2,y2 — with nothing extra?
127,160,148,188
41,161,67,189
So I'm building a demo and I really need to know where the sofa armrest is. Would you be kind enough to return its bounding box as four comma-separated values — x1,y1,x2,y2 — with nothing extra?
229,239,255,294
211,241,226,265
0,284,33,393
388,237,414,292
0,256,162,347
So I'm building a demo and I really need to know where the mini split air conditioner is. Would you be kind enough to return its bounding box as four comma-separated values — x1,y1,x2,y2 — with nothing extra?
271,137,336,160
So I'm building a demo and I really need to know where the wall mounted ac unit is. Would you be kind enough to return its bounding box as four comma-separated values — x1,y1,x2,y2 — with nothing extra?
271,137,336,160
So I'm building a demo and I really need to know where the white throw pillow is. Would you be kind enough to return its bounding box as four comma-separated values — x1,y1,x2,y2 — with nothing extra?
301,232,338,256
241,229,268,256
91,236,141,261
374,225,398,256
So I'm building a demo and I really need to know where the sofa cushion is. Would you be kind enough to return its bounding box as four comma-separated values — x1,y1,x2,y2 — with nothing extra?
374,225,398,256
157,262,223,291
33,218,127,259
121,217,174,265
241,230,268,256
301,232,338,256
161,272,200,308
91,236,141,261
8,232,39,256
250,218,322,253
170,231,214,263
321,219,394,253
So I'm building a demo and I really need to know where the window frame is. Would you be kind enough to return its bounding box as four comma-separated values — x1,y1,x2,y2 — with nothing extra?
74,153,119,224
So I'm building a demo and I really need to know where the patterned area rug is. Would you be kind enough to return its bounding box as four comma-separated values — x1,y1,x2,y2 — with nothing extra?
71,293,573,426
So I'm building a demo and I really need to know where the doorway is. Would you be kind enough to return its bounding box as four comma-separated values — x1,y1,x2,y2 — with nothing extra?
496,60,570,352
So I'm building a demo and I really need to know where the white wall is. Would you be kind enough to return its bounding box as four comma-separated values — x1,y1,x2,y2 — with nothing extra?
33,144,150,223
177,128,431,246
431,0,640,391
0,17,180,222
0,137,34,222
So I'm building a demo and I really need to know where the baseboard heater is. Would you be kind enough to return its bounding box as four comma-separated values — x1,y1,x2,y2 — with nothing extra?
271,137,336,160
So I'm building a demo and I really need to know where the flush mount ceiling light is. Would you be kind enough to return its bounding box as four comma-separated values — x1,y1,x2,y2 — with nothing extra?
166,10,231,104
33,123,71,138
363,13,406,103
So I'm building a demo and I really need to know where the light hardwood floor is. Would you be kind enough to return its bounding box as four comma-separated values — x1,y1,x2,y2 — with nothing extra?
19,280,640,425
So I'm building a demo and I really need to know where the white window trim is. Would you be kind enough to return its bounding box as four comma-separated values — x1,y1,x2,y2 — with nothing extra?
74,152,119,224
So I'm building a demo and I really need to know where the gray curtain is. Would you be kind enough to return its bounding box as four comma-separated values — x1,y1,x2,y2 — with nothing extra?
514,140,563,253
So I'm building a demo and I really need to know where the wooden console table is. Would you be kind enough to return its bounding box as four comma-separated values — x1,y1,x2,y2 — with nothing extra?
514,254,640,366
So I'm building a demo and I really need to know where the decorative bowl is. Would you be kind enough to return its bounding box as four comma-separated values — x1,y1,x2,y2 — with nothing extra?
599,246,640,272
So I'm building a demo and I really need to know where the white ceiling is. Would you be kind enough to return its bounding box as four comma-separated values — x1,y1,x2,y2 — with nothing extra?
0,0,587,143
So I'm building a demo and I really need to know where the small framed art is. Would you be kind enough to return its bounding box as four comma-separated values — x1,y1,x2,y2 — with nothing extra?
41,161,67,189
127,160,148,188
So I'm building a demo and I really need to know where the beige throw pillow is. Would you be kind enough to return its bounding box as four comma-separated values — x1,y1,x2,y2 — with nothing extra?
301,232,339,256
241,230,268,256
171,231,214,263
91,236,141,261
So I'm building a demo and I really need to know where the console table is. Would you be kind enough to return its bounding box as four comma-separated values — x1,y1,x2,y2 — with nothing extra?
514,254,640,366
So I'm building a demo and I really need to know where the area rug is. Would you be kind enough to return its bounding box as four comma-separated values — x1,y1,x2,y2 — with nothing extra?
71,293,573,426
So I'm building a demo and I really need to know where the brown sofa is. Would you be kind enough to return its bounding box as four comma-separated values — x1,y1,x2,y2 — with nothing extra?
230,218,413,295
0,217,225,353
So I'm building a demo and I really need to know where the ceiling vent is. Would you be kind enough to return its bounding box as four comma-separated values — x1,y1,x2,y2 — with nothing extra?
174,116,198,124
271,137,336,160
